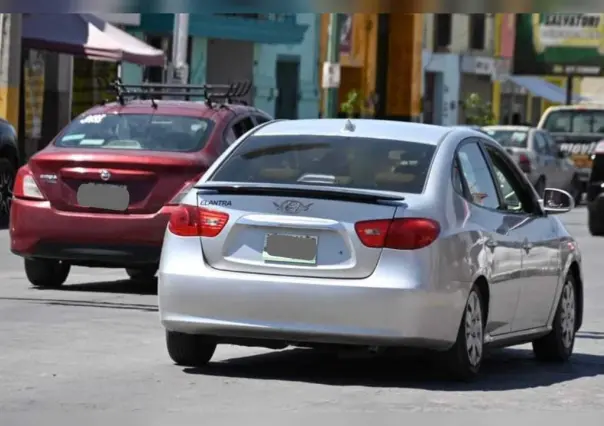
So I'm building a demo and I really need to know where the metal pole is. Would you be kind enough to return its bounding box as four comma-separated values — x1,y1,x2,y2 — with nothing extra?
565,75,574,105
169,13,189,85
322,13,342,118
0,13,22,131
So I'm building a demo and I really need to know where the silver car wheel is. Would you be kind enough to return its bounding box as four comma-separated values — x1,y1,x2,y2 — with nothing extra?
465,291,483,367
560,280,576,349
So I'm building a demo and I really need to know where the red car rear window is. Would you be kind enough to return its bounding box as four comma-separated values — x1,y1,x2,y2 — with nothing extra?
56,113,215,153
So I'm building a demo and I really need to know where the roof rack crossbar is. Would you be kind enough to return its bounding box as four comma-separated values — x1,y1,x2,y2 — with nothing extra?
115,90,235,98
116,83,233,91
109,80,251,107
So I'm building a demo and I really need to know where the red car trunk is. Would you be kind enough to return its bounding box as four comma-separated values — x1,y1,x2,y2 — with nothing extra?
29,146,212,214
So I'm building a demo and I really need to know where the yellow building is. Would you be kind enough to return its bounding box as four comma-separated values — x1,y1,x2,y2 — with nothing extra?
318,13,423,121
492,13,584,125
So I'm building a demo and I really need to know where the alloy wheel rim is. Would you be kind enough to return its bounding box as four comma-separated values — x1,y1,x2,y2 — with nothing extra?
560,281,576,349
0,168,13,216
465,291,483,367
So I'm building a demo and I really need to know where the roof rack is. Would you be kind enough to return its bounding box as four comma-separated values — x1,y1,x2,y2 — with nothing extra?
109,79,252,108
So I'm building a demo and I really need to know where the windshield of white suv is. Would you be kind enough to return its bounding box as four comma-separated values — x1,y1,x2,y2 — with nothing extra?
542,109,604,133
56,113,214,152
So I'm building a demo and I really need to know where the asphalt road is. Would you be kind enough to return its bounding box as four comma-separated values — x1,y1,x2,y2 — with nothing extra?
1,207,604,424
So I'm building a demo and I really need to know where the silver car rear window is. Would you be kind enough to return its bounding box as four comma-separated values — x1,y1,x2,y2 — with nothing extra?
209,135,437,194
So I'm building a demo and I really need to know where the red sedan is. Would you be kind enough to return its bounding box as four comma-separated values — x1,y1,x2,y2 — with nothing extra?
10,82,273,288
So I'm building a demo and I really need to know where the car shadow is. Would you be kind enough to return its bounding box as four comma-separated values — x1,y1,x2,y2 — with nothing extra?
33,278,158,296
183,346,604,391
0,295,157,312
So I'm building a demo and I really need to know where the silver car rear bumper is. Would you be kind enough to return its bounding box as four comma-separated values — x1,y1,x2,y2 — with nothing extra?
159,246,466,351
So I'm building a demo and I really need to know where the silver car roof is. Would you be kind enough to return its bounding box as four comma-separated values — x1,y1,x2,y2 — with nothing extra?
254,119,453,145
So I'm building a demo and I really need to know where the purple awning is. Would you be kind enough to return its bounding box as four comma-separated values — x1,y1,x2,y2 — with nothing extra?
22,14,166,67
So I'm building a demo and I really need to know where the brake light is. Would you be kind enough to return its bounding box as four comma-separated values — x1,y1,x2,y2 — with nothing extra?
595,140,604,154
13,165,45,200
168,206,229,237
355,218,440,250
518,154,532,173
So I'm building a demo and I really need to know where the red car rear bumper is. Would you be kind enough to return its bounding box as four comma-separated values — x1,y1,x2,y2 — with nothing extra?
10,198,178,267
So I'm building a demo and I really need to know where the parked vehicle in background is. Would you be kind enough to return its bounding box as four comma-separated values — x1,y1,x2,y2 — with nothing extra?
159,119,583,380
586,140,604,235
451,125,486,133
482,125,581,203
537,104,604,199
0,118,20,224
10,81,273,288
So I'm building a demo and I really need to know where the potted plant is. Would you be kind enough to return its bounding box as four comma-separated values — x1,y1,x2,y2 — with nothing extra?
340,89,375,118
463,92,495,126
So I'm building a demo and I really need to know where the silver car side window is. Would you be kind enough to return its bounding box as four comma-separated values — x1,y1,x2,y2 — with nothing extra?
457,143,500,209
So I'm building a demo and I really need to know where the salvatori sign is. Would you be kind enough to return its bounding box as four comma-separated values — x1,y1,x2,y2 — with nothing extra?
513,13,604,76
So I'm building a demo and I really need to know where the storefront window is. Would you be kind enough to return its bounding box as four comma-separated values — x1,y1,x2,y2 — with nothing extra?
71,57,118,119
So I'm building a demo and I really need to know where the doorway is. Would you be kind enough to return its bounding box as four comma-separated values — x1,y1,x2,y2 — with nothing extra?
206,39,254,105
275,56,300,119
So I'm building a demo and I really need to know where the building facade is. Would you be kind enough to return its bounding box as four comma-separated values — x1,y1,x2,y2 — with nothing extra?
422,13,582,126
121,13,320,119
422,13,506,125
318,12,423,121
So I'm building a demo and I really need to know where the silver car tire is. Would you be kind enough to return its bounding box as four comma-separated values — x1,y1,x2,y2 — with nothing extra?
532,274,577,362
443,285,485,381
165,331,217,367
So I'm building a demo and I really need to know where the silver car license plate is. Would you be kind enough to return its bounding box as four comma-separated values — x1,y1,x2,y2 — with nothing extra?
76,183,130,211
262,233,318,265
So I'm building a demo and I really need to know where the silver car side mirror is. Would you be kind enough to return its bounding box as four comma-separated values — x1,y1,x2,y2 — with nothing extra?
541,188,575,214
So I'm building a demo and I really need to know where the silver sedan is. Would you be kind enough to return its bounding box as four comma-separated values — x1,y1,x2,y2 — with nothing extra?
158,119,584,380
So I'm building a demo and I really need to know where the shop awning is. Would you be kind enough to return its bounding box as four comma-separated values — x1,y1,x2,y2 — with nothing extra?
22,14,165,67
506,75,591,104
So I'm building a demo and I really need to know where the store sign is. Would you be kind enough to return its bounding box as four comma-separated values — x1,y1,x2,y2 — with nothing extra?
513,13,604,76
322,62,341,88
461,56,511,81
339,14,353,55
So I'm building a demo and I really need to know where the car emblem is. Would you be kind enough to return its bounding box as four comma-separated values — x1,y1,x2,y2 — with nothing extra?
99,170,111,181
273,200,313,214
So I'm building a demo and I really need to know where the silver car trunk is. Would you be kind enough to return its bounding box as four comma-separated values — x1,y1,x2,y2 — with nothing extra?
196,185,403,279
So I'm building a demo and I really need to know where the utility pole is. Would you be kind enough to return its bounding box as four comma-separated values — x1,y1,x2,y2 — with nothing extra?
168,13,189,86
0,14,22,132
322,13,342,118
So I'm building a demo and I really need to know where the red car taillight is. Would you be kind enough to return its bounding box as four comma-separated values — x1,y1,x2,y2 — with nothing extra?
354,218,440,250
168,205,229,237
166,173,205,206
518,154,532,173
13,165,46,200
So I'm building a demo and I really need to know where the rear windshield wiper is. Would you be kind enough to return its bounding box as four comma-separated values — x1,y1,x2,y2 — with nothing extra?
195,182,405,205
